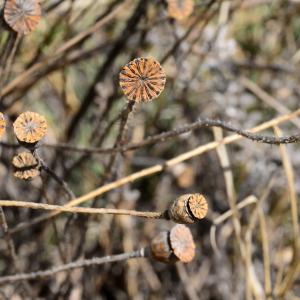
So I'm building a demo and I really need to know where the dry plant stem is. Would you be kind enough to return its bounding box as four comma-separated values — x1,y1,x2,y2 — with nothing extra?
0,34,21,105
240,77,300,129
161,0,215,64
0,200,164,219
2,35,21,84
273,126,300,298
104,101,135,181
16,114,300,155
2,113,300,154
34,151,75,200
213,127,250,297
0,208,32,297
42,189,67,264
244,200,266,300
0,0,129,99
256,204,272,300
10,109,300,234
66,0,147,139
0,249,145,285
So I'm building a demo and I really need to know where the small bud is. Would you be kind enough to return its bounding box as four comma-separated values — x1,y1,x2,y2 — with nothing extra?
4,0,41,35
12,152,40,180
150,225,196,263
13,111,47,147
168,193,208,224
0,113,6,138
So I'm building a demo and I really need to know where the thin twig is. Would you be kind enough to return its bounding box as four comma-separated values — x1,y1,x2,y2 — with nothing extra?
273,126,300,298
1,114,299,154
34,150,75,200
0,200,164,219
0,248,145,285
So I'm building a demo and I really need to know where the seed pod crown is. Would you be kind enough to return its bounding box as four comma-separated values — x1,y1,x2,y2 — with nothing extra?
13,111,47,146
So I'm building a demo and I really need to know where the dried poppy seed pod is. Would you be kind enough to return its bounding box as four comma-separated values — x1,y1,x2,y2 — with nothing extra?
168,193,208,224
119,57,166,103
4,0,42,35
150,231,174,263
0,113,6,138
150,225,195,263
167,0,194,21
13,111,47,147
12,152,40,180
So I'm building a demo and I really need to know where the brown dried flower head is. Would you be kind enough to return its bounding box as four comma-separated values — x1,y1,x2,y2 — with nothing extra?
4,0,42,35
168,193,208,224
12,152,40,180
167,0,194,21
170,224,195,263
150,225,195,263
0,112,6,138
13,111,47,145
119,57,166,103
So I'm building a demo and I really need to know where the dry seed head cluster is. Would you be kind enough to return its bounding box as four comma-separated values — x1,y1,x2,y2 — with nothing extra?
167,0,194,21
119,57,166,103
0,112,6,138
13,111,47,145
4,0,41,35
150,224,195,263
12,152,40,180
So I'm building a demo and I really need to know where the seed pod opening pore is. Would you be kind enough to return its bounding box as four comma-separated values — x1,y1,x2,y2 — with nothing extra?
0,113,6,138
168,193,208,224
4,0,42,35
12,152,40,180
119,57,166,103
167,0,194,21
13,111,47,146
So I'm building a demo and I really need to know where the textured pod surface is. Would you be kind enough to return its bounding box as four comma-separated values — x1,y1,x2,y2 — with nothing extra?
12,152,39,180
150,231,173,263
188,194,208,220
13,111,47,144
169,224,195,263
4,0,41,35
119,57,166,103
0,112,6,138
169,193,208,224
167,0,194,21
169,194,195,224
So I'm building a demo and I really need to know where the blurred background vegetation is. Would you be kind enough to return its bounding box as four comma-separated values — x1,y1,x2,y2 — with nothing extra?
0,0,299,299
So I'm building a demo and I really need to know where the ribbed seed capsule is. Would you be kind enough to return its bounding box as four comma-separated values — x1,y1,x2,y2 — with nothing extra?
119,57,166,103
4,0,42,35
150,225,195,263
168,193,208,224
13,111,47,146
0,113,6,138
12,152,40,180
167,0,194,21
